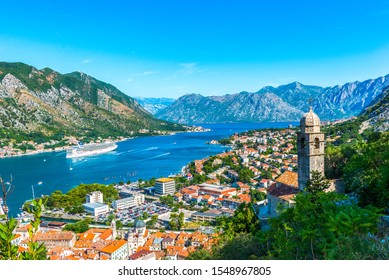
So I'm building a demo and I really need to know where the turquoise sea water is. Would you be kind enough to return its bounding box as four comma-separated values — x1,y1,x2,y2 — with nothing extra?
0,122,297,216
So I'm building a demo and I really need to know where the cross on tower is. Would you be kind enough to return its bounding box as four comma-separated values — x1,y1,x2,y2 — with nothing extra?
307,97,315,110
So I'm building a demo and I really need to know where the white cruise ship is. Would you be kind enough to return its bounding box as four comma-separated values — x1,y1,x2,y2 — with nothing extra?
66,142,117,158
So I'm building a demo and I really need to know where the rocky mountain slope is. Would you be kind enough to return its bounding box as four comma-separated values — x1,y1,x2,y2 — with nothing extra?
156,92,303,123
0,62,183,143
360,86,389,132
156,75,389,124
134,97,176,115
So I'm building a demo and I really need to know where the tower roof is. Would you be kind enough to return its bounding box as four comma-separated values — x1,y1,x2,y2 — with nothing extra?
134,219,146,229
300,107,320,128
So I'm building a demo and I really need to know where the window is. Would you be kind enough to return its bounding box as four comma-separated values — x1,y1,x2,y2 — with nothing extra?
314,138,320,149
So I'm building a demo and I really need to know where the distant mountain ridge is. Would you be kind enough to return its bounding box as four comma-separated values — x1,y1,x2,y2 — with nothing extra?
134,97,176,115
0,62,183,143
156,75,389,124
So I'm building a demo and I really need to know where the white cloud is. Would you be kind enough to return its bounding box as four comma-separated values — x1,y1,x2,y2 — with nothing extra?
126,70,159,82
81,58,94,64
178,62,203,75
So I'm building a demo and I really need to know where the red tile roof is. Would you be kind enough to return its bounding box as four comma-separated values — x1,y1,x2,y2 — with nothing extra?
275,170,298,188
100,239,126,254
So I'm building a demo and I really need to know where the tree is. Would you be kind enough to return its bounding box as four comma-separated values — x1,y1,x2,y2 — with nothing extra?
238,168,254,184
178,212,185,229
20,198,48,260
305,170,330,195
217,202,260,238
116,220,123,230
63,219,90,233
213,233,263,260
0,219,18,260
107,213,116,223
146,214,159,228
169,213,179,230
159,195,174,207
231,202,260,234
141,212,149,220
250,189,266,203
261,191,382,260
343,132,389,211
186,248,213,260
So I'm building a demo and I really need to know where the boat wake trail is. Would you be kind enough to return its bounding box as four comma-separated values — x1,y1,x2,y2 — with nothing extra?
141,152,170,161
117,147,158,156
116,150,134,156
143,146,158,151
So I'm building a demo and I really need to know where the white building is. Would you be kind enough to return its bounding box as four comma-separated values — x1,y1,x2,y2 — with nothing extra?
112,194,144,211
99,239,129,260
154,178,175,195
83,202,109,216
86,191,103,204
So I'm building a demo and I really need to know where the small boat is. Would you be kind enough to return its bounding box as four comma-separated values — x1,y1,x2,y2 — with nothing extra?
38,181,43,185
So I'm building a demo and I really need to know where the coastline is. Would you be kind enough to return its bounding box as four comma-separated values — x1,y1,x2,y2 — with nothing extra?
0,126,210,159
0,136,134,159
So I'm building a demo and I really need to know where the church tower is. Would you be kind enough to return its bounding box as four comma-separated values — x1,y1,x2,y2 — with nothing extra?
111,218,117,240
297,107,325,190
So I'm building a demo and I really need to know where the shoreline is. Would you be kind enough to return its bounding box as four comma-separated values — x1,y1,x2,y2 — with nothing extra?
0,127,210,159
0,136,145,159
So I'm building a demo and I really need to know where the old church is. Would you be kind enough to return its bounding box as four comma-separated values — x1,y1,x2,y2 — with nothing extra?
267,107,325,216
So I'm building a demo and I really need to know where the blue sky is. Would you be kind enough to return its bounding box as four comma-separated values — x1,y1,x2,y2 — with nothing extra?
1,0,389,98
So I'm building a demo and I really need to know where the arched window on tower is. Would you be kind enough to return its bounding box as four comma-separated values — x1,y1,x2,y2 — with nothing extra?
314,138,320,149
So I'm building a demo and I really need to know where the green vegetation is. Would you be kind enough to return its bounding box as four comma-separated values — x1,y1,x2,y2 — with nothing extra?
260,191,385,259
218,138,232,145
63,219,91,233
322,118,364,145
146,214,159,228
250,189,267,203
0,219,19,260
0,199,48,260
159,195,175,207
305,170,330,195
43,183,119,212
216,202,260,238
325,130,389,213
238,168,254,184
343,132,389,211
0,62,185,148
20,199,48,260
168,212,185,230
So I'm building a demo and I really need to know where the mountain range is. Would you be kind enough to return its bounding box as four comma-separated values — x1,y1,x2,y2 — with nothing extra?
134,97,176,115
156,75,389,124
0,62,183,143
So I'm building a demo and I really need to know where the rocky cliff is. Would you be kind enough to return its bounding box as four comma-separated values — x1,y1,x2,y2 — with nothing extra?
0,62,183,143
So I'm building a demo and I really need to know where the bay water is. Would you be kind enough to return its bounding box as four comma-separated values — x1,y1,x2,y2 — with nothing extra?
0,122,297,216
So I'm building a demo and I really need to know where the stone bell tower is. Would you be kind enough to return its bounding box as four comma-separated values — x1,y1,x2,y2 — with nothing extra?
297,107,325,190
